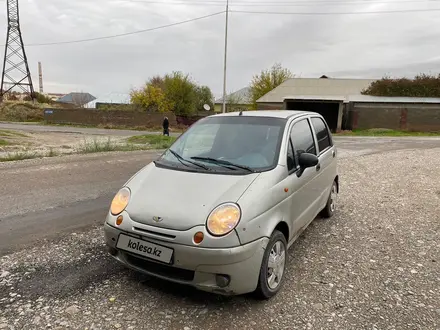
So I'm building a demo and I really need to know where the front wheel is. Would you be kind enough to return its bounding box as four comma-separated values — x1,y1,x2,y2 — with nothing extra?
254,230,287,299
321,180,338,218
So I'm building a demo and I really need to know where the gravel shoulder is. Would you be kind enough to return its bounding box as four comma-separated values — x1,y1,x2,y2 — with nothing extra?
1,147,439,329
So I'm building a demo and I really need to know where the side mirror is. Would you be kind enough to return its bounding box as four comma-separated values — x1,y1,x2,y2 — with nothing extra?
298,153,319,169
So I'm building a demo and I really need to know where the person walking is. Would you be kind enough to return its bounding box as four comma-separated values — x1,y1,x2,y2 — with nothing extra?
162,116,170,136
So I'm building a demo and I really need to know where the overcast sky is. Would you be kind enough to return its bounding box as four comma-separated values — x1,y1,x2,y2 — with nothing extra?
1,0,440,99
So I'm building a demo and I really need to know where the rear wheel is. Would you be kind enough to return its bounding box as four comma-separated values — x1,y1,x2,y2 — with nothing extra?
321,180,338,218
254,230,287,299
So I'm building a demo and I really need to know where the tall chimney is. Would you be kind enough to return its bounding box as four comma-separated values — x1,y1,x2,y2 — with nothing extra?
38,62,43,94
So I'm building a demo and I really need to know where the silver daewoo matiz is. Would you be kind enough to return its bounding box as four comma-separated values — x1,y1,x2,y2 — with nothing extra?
104,110,339,299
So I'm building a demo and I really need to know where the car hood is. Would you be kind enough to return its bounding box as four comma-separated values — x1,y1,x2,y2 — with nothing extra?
125,163,260,230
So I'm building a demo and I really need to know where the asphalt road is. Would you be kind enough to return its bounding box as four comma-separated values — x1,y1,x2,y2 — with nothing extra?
1,136,440,329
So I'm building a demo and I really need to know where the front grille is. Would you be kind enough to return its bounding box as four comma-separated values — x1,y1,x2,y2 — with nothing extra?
133,227,176,239
124,253,195,282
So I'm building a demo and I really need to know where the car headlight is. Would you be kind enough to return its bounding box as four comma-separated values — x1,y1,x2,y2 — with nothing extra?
206,203,241,236
110,187,131,215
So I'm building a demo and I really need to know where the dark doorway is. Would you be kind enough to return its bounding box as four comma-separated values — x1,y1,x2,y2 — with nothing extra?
285,100,340,132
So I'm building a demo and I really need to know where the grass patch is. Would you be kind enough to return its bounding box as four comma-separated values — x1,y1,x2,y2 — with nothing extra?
336,128,440,137
0,138,9,146
127,134,177,149
40,121,187,133
0,148,59,162
0,136,173,162
77,138,120,154
41,121,187,133
0,151,40,162
76,137,165,154
0,129,28,137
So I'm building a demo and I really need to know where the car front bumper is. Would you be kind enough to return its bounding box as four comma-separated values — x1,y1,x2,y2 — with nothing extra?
104,222,269,296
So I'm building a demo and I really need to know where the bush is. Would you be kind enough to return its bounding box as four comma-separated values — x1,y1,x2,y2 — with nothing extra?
362,73,440,97
131,71,214,115
0,101,44,121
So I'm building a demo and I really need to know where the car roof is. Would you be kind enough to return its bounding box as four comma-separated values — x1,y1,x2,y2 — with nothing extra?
210,110,317,120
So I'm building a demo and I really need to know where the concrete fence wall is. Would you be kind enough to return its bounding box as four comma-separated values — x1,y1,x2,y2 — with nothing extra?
349,102,440,132
43,108,217,128
256,102,285,110
43,108,177,127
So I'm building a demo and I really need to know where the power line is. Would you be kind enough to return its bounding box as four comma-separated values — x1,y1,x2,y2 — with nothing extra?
1,11,225,47
1,6,437,48
113,0,439,3
112,0,440,6
231,7,440,14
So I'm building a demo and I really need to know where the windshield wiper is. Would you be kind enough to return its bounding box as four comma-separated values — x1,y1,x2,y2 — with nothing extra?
190,157,254,172
168,149,210,170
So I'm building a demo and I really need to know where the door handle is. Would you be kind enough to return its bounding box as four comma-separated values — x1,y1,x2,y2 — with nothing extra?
316,164,321,171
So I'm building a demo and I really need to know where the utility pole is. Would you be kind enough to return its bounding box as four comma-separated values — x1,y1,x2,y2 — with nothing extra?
38,62,43,94
221,0,229,113
0,0,35,101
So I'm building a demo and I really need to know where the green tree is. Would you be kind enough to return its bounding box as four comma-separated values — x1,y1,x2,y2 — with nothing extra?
163,71,197,115
130,84,173,112
195,85,214,112
149,75,165,90
249,63,294,109
35,92,53,104
362,73,440,97
131,71,215,115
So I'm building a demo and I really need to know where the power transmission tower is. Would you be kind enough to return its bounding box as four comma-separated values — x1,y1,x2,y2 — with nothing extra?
0,0,35,101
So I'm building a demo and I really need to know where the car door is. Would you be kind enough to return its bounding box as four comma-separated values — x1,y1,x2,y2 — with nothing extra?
310,116,337,210
284,117,321,236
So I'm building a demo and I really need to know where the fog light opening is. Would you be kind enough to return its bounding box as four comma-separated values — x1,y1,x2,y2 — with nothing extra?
215,274,230,288
193,231,204,244
116,215,123,226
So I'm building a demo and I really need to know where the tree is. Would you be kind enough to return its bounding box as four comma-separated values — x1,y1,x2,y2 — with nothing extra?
35,92,53,104
362,73,440,97
249,63,294,109
131,71,215,116
226,91,248,112
163,71,197,116
195,85,214,112
130,84,173,112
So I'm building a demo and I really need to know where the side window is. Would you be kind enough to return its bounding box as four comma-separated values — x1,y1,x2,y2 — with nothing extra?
290,119,316,165
311,117,332,153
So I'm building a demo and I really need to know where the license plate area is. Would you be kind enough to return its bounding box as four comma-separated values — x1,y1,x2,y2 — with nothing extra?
116,234,174,264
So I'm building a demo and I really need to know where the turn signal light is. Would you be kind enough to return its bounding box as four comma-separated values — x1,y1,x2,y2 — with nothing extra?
193,231,204,244
116,215,123,226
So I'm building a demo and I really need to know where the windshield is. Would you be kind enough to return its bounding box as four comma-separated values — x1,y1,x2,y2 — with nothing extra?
156,115,287,173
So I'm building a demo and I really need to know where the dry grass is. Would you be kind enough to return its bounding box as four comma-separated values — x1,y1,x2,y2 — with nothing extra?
76,136,171,154
0,129,28,138
127,134,177,149
0,102,45,122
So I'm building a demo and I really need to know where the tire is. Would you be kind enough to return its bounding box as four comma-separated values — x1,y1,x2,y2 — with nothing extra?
254,230,288,300
321,180,338,218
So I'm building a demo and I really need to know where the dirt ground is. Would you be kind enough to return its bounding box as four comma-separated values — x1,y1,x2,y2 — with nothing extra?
1,138,439,329
0,128,134,158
